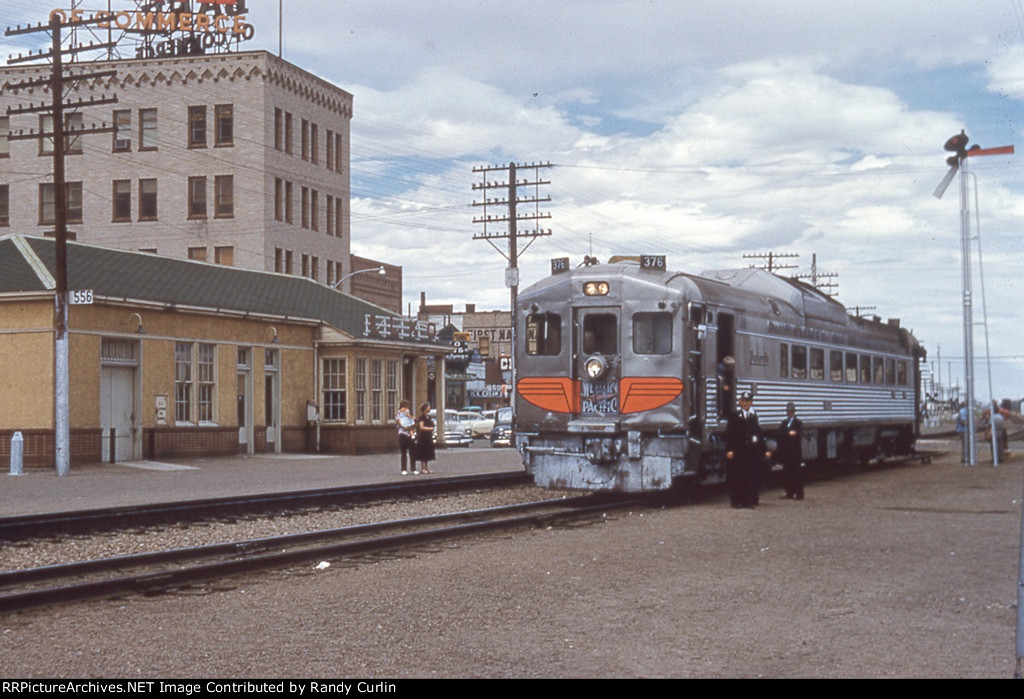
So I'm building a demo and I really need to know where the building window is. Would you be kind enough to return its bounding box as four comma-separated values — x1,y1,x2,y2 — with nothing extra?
335,134,343,173
326,260,335,286
274,108,282,151
311,255,319,282
355,357,367,422
274,248,283,273
274,178,283,222
214,175,233,218
326,130,334,170
311,189,319,231
215,104,233,146
188,247,207,261
39,115,54,155
113,110,131,151
301,119,309,161
188,176,207,218
386,359,399,418
175,342,193,423
175,342,217,424
310,123,318,165
285,181,293,224
371,358,383,423
41,114,83,155
39,182,83,225
301,186,309,229
0,115,9,157
322,358,347,422
112,180,131,222
139,108,157,150
139,179,157,220
301,253,309,277
0,185,8,226
197,344,216,423
188,106,206,148
326,195,334,236
285,249,293,275
284,112,293,155
215,246,234,266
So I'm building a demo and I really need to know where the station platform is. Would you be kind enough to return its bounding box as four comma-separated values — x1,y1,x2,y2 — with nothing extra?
0,444,526,517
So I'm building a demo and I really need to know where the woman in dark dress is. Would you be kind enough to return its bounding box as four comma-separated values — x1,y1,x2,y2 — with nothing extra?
412,402,436,474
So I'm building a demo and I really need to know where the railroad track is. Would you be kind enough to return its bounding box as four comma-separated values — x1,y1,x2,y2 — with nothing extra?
0,492,642,613
0,471,532,541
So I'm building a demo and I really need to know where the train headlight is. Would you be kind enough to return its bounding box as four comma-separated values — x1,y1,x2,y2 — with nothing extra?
584,355,608,379
583,281,610,296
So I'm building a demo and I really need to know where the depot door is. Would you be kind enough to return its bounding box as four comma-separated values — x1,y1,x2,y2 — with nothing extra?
100,366,136,462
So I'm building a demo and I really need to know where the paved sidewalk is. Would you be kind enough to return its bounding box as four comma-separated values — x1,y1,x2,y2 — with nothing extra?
0,444,525,517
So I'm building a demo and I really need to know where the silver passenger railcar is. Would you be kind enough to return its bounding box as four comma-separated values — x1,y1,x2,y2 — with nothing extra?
514,257,924,492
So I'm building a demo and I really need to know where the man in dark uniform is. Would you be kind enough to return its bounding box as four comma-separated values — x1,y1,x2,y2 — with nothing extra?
778,401,804,500
724,391,770,508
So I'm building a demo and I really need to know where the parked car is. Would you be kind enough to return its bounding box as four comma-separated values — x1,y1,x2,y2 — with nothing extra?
458,410,494,438
489,407,513,448
430,409,472,447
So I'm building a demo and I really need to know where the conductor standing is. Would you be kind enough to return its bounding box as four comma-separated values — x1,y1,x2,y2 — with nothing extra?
778,401,804,500
724,391,771,508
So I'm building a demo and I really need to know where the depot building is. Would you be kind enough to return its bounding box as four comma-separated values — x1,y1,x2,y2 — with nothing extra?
0,235,448,469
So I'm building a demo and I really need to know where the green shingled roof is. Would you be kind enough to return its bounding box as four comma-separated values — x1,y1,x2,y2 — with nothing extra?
1,235,435,345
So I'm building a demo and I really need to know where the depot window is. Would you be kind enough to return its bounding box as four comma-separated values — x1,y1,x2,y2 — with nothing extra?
526,312,561,356
633,312,672,355
583,314,617,355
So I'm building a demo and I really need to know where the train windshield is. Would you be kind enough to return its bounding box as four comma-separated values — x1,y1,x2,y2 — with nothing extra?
583,314,617,354
633,312,672,354
526,312,562,355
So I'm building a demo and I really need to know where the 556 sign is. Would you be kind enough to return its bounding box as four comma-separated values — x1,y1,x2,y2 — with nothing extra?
69,290,93,305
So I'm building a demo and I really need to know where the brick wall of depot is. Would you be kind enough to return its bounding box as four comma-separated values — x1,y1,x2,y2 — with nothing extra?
320,424,396,455
144,427,239,460
0,429,102,469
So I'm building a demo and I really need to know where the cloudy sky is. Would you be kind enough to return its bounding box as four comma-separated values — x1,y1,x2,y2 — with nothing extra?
4,1,1023,396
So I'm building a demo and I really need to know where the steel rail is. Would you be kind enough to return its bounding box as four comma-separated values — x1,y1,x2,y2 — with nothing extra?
0,493,638,613
0,471,531,541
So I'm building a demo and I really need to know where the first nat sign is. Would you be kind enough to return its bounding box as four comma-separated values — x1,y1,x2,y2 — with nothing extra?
70,290,94,305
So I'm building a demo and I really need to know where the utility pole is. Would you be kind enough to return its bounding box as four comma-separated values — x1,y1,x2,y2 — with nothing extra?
5,15,116,475
794,253,839,297
743,251,799,274
471,161,552,416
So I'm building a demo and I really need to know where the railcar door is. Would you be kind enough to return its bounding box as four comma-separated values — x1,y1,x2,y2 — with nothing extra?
574,307,621,417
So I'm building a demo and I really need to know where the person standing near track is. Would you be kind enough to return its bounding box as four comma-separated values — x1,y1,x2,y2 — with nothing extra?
395,400,416,475
777,401,804,500
412,402,436,475
724,391,771,508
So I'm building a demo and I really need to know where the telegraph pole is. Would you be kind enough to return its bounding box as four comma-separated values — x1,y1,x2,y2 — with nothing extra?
743,251,799,274
471,162,553,414
794,253,839,297
6,15,116,475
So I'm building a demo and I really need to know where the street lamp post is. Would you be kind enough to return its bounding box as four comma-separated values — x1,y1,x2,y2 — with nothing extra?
331,265,386,290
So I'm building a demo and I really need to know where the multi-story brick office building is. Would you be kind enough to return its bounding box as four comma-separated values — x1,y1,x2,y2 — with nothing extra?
0,48,367,290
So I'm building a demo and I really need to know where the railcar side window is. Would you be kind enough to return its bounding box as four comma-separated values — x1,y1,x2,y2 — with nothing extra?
872,357,884,384
583,314,617,354
810,348,824,380
860,355,871,383
885,358,896,385
791,345,807,379
845,353,858,383
897,361,908,386
830,351,843,382
780,344,789,379
526,313,562,356
633,312,672,354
